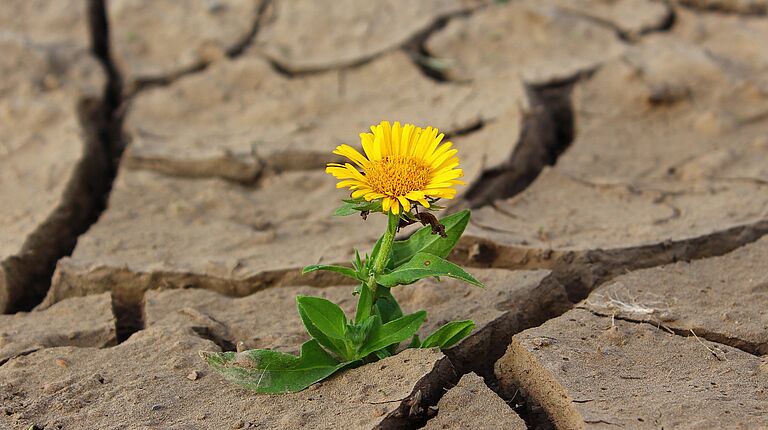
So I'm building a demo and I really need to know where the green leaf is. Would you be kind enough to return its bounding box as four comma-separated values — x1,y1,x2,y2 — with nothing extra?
200,339,346,393
296,296,349,358
346,314,378,348
355,283,374,323
334,199,383,216
421,320,475,349
368,235,389,271
408,334,422,348
334,201,359,216
374,288,403,324
391,210,470,268
302,264,360,281
358,311,427,357
377,252,484,288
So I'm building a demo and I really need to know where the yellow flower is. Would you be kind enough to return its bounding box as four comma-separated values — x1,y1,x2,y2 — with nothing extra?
326,121,465,215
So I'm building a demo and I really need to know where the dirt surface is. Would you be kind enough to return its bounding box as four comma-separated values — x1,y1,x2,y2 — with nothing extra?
143,269,569,376
679,0,768,13
252,0,482,72
456,30,768,298
108,0,261,87
423,372,526,430
0,293,115,364
123,51,533,182
496,308,768,429
584,236,768,355
3,0,768,429
0,325,454,429
0,2,108,312
425,0,625,85
43,169,383,320
545,0,672,38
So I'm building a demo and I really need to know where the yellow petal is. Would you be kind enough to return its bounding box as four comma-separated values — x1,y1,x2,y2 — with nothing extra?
428,141,454,164
397,196,411,212
380,121,392,156
359,134,377,162
421,129,442,161
431,148,458,170
405,190,426,200
333,144,369,168
336,179,364,189
392,121,402,156
371,129,383,160
364,192,386,201
352,188,373,198
391,198,400,214
432,169,464,183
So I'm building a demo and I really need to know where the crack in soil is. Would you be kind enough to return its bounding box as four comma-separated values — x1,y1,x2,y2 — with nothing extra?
463,81,575,208
1,1,121,313
128,0,274,94
678,1,768,15
556,1,677,42
581,306,766,356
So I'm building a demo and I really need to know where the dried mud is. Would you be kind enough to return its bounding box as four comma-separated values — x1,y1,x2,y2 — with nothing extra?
2,1,768,429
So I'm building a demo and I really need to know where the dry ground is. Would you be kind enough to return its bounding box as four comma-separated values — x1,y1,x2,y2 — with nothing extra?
0,0,767,429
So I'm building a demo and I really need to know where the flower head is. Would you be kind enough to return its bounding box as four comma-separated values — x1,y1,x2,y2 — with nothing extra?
326,121,465,214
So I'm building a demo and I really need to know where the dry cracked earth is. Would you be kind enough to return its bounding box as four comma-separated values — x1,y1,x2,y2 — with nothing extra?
1,0,767,429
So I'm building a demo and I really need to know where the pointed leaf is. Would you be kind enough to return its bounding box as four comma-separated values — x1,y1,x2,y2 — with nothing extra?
421,320,475,349
377,252,484,288
408,334,422,348
302,264,360,281
334,201,359,216
200,340,346,393
296,296,349,357
358,311,427,357
390,210,469,267
355,283,374,323
374,287,403,324
334,199,383,216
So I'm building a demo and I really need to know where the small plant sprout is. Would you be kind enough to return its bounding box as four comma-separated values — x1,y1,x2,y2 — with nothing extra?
201,121,484,393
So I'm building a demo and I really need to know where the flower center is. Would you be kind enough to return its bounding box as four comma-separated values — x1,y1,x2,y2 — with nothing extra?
366,155,432,197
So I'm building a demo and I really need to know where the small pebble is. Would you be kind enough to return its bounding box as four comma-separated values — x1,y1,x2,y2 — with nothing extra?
55,358,68,368
231,420,245,429
151,404,163,411
197,413,207,420
186,371,199,381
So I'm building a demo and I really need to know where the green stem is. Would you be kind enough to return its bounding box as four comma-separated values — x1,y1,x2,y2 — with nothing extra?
372,212,399,275
366,211,399,311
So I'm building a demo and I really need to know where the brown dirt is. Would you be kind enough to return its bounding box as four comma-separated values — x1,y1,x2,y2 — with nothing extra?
252,0,484,73
0,3,109,312
122,51,533,182
679,0,768,14
496,308,768,429
143,268,570,377
454,31,768,299
0,293,115,364
2,1,768,429
0,325,455,429
583,236,768,355
108,0,261,87
423,372,526,430
425,0,625,85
